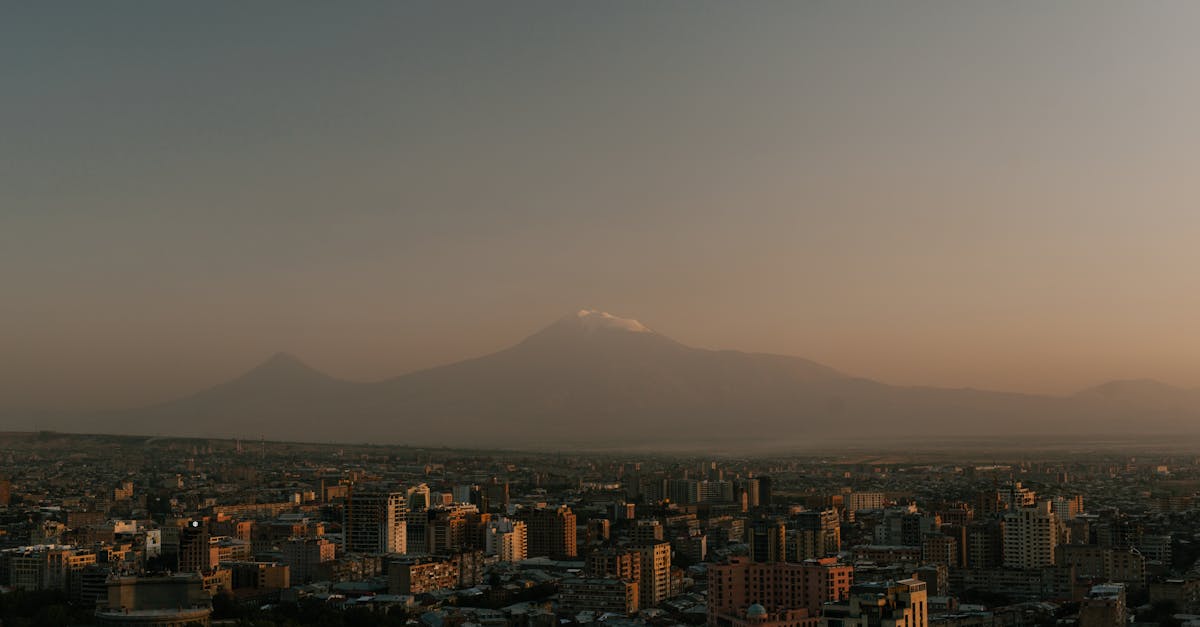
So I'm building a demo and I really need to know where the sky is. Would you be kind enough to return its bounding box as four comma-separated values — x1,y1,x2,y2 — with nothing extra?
3,1,1200,411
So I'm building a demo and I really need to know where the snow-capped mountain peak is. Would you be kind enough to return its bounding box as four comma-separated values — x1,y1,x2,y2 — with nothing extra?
572,309,652,333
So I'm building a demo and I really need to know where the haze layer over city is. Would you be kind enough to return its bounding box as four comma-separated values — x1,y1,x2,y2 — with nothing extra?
3,3,1200,627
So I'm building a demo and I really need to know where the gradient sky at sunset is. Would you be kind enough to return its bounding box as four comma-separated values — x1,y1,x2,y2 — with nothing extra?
4,1,1200,410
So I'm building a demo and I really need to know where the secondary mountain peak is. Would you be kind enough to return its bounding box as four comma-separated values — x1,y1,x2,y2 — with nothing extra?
237,352,334,385
1074,379,1200,411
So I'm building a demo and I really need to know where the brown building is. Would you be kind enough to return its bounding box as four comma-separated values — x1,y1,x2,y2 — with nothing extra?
791,510,841,560
0,545,98,594
228,561,290,592
632,519,665,543
587,548,641,583
1056,546,1145,587
1150,578,1200,614
388,551,483,595
1079,584,1126,627
750,519,787,563
965,521,1004,569
210,517,252,543
427,505,476,554
587,519,612,544
559,578,639,615
200,568,232,596
281,537,336,584
178,523,214,574
948,566,1080,602
520,506,577,559
818,579,927,627
636,542,673,609
921,535,959,567
707,556,853,626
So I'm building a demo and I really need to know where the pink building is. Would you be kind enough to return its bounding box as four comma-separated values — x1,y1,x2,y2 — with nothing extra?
707,557,853,627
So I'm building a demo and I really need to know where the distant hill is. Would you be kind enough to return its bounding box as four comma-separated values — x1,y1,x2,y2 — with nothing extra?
34,310,1200,448
1074,379,1200,415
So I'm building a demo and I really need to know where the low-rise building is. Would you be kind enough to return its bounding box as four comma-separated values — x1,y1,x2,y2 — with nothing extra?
559,577,639,615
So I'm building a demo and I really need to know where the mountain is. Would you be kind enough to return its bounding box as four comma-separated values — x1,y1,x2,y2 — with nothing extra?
42,310,1200,448
1074,379,1200,415
101,352,367,438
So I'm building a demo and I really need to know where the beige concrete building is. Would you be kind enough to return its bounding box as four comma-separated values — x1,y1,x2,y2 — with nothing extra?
1002,501,1059,569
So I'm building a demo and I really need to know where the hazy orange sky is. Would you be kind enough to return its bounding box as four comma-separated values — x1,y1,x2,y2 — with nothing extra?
4,2,1200,410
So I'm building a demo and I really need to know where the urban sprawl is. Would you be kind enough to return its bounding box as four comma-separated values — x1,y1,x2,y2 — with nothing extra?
2,433,1198,627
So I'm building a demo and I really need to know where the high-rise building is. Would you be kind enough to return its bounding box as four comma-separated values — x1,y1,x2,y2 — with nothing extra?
698,480,734,503
750,518,787,563
406,484,431,511
668,479,700,505
485,519,528,562
1051,495,1085,520
178,522,214,574
588,547,642,584
452,485,474,504
673,532,708,563
874,510,939,547
635,542,672,609
344,486,407,555
520,506,577,559
1000,482,1037,510
406,511,428,555
483,479,510,512
965,520,1004,569
758,476,773,508
587,518,612,544
921,535,958,567
791,509,841,559
427,504,477,554
1002,501,1058,569
938,504,972,527
740,478,762,508
640,477,668,504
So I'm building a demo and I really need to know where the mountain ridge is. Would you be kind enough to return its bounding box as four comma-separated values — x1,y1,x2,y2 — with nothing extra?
20,311,1200,448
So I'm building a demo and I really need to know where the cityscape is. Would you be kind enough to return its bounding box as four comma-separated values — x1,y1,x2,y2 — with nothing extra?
7,2,1200,626
0,433,1197,626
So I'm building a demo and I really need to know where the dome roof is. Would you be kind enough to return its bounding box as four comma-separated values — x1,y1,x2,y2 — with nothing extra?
747,604,767,618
